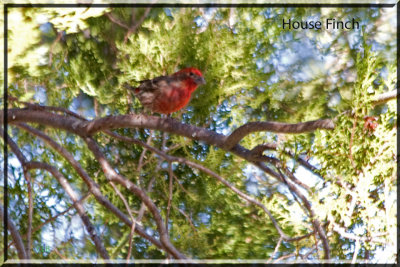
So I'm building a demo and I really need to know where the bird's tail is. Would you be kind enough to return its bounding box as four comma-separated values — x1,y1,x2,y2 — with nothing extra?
123,83,135,91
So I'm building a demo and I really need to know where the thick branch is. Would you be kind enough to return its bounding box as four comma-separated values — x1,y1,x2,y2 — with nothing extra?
223,119,335,150
86,113,225,146
4,109,279,171
4,109,292,168
6,109,89,136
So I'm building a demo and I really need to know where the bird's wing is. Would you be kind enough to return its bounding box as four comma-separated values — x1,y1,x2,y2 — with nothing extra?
132,75,184,111
137,75,183,93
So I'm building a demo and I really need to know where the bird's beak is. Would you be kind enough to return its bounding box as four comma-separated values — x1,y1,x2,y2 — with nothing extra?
195,76,206,85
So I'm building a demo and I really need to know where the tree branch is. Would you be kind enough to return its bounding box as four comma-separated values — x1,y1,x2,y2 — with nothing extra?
3,108,336,258
18,194,90,241
223,119,335,150
124,7,152,43
5,109,314,169
0,126,33,258
107,131,324,244
108,181,137,260
329,218,387,244
0,205,27,259
371,90,397,106
255,162,330,259
84,136,186,259
105,12,130,30
250,143,322,178
15,123,164,251
24,161,110,259
267,237,283,262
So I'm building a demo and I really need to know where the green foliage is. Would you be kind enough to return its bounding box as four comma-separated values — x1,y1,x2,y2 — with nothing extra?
312,49,396,260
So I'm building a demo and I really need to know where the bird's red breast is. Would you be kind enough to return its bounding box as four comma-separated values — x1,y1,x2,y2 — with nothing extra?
128,67,205,114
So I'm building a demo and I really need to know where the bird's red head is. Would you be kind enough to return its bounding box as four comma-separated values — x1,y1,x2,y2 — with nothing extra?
174,67,206,91
177,67,203,77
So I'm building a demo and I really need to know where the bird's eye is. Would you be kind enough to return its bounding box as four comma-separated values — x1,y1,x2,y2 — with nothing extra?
189,72,194,76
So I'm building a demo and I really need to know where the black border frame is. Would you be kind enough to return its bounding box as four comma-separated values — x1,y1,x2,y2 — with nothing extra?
2,2,398,265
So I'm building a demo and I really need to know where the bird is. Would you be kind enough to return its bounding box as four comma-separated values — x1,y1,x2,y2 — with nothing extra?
125,67,206,115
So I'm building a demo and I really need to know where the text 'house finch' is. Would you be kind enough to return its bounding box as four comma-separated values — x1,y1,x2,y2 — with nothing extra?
126,67,206,114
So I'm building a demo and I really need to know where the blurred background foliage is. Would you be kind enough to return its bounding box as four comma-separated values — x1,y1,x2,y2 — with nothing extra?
0,5,397,262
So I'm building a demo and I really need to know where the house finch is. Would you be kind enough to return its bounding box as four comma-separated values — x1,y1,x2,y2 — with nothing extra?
126,67,206,114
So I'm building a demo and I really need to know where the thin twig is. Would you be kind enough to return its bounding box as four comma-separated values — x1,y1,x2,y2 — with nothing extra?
302,245,318,259
52,247,68,260
21,194,90,240
273,252,296,263
174,205,197,233
352,238,360,263
172,172,194,199
349,115,357,169
267,237,283,262
49,31,63,66
166,162,174,232
250,143,323,180
105,12,130,30
124,7,152,43
108,181,137,260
